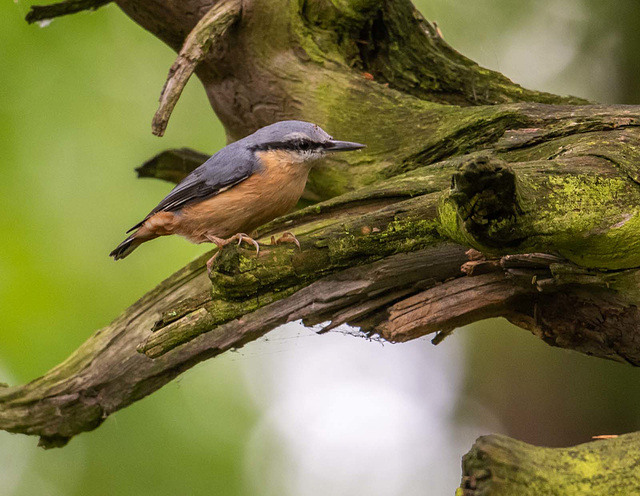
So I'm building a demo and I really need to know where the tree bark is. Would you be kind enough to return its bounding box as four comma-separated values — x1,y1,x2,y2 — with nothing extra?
459,433,640,496
6,1,640,492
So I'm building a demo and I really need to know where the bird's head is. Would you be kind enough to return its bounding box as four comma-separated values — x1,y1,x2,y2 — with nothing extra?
248,120,365,164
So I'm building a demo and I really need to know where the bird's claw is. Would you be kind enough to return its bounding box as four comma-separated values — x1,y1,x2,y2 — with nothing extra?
234,233,260,255
271,231,301,250
205,233,260,276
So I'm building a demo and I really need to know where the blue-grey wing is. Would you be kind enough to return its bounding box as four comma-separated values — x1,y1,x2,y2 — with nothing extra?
127,145,256,233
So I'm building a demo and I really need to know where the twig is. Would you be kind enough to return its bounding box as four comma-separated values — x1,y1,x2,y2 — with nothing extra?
25,0,111,24
151,0,242,137
135,147,210,184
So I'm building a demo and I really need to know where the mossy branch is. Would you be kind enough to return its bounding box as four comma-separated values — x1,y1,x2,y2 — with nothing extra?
151,0,242,136
10,9,640,495
4,99,640,448
459,433,640,495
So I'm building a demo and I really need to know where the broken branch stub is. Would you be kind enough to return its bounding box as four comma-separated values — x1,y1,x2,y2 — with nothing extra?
135,147,210,184
25,0,111,24
151,0,242,136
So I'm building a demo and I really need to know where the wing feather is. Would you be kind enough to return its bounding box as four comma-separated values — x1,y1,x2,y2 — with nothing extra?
126,144,256,233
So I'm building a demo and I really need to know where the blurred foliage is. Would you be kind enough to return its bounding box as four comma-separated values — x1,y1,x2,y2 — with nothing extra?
580,0,640,103
2,0,640,494
422,0,640,104
1,2,253,495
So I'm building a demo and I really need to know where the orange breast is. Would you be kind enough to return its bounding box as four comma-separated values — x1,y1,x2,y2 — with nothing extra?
148,150,311,244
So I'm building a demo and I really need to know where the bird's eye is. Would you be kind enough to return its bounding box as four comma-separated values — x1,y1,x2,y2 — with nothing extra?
297,140,311,151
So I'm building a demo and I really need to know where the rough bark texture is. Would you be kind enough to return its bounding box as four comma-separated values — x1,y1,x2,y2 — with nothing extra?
458,434,640,496
151,0,242,136
5,1,640,493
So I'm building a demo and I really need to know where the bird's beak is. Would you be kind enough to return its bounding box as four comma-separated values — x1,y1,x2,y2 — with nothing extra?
325,140,366,152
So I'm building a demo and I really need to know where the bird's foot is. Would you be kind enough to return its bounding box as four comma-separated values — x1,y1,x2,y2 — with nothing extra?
270,231,301,250
205,233,260,275
233,233,261,254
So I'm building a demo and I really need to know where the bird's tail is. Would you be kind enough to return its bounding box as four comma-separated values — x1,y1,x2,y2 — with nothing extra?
110,234,144,260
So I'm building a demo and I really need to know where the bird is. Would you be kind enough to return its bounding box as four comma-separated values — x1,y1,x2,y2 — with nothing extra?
110,120,365,273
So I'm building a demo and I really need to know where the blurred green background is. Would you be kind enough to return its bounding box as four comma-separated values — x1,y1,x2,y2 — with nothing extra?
2,1,640,494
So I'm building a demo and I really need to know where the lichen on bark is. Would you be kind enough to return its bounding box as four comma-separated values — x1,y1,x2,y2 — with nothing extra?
459,433,640,496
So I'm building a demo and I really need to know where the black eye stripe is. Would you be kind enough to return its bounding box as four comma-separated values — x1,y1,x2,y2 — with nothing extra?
252,138,324,152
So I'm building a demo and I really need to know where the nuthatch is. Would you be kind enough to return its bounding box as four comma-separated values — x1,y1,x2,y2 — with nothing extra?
110,121,365,272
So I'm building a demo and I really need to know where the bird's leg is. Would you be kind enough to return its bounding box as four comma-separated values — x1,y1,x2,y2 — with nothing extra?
205,235,226,275
205,233,260,275
270,231,301,250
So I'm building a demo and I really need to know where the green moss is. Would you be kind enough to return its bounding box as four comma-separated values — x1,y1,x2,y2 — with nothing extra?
325,215,440,263
206,287,295,324
141,283,301,358
462,434,640,495
209,248,300,300
438,151,640,270
518,174,640,269
547,174,627,209
436,195,465,244
555,211,640,269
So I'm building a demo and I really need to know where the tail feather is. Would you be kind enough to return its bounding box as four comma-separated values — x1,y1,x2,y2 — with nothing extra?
110,235,141,261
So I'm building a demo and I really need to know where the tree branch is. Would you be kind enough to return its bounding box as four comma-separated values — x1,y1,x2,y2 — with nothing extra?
135,147,209,184
25,0,111,24
3,101,640,447
151,0,242,136
459,433,640,495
